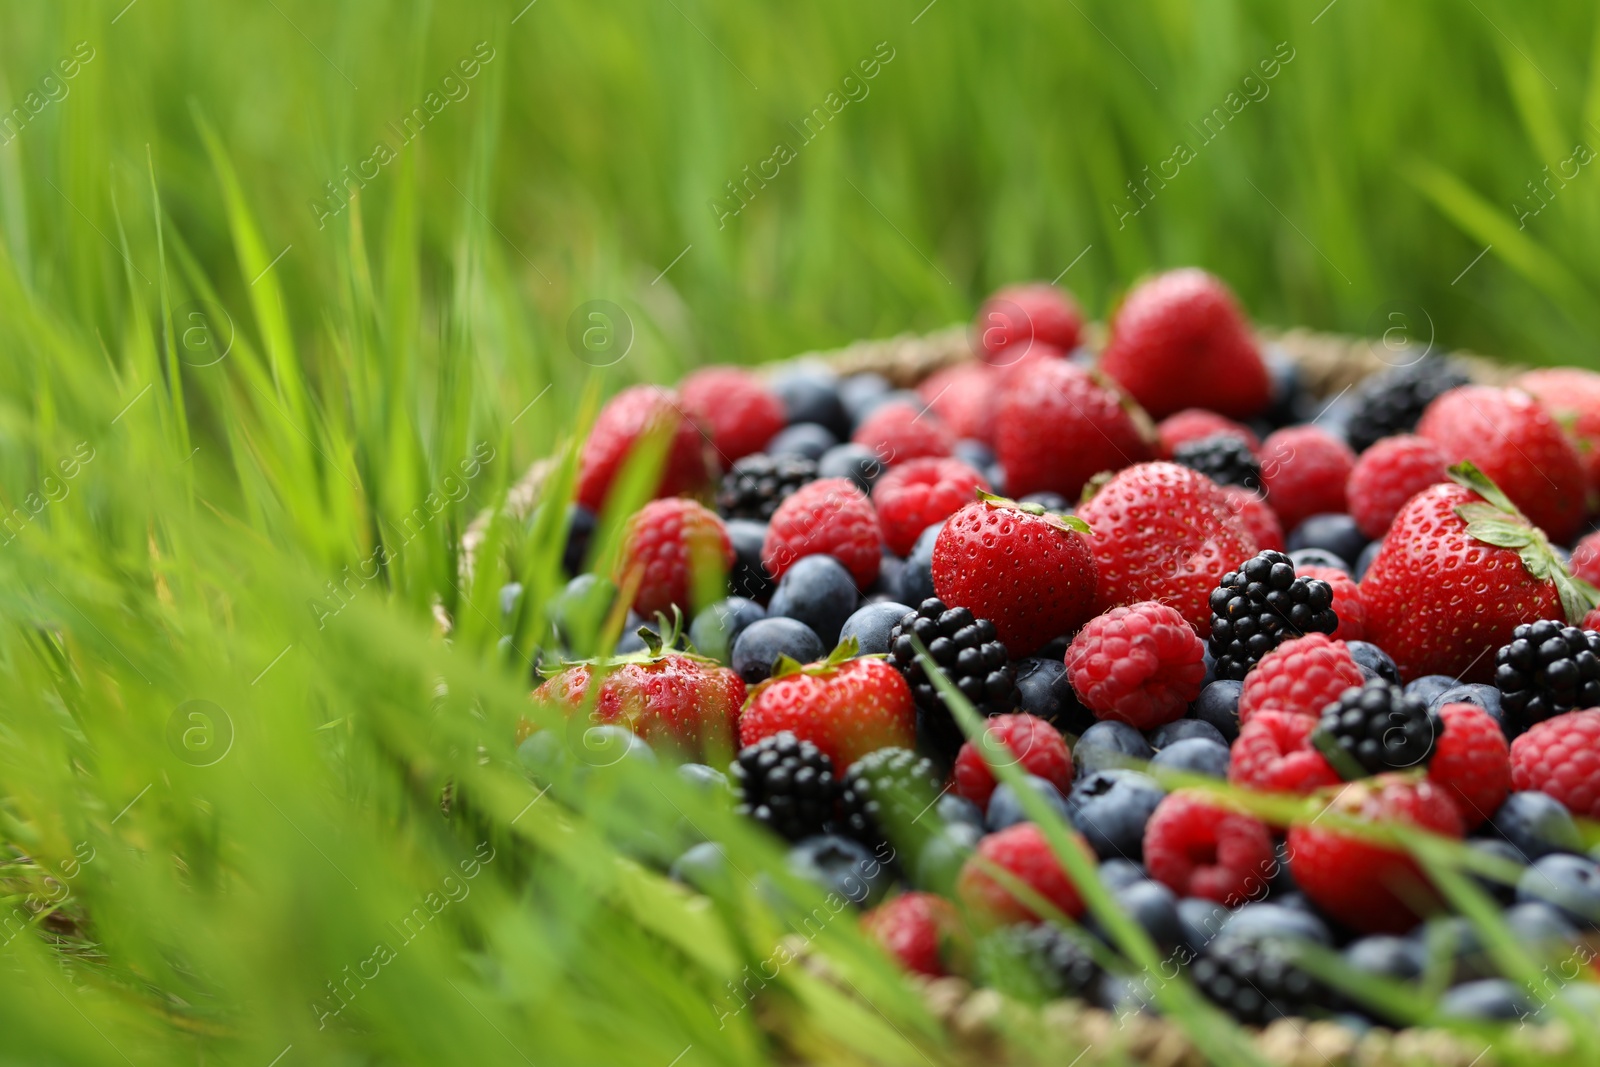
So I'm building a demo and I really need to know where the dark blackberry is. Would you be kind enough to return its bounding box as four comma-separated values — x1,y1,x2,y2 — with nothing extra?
1495,620,1600,732
888,597,1018,763
1207,551,1338,680
977,923,1101,1003
838,746,941,851
1191,939,1325,1025
1171,433,1261,491
730,732,838,841
716,453,818,521
1344,357,1471,453
1311,678,1441,779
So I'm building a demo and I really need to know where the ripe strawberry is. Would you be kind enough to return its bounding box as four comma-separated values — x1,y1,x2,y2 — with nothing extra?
1228,710,1341,795
1429,702,1511,829
1287,775,1464,934
851,400,953,465
873,457,991,557
737,654,915,770
1417,385,1586,544
991,359,1152,500
861,892,968,978
1571,530,1600,586
1237,633,1364,725
1065,601,1206,730
957,822,1094,926
1258,426,1356,534
530,653,745,760
680,366,787,466
1157,409,1260,459
1143,792,1275,904
762,477,884,588
952,713,1074,812
1509,709,1600,820
1516,367,1600,500
1221,486,1284,553
617,498,733,616
975,282,1084,365
1360,467,1582,683
576,385,714,511
1076,462,1258,635
1298,565,1366,643
916,363,997,443
1345,434,1449,540
931,498,1099,654
1099,268,1271,420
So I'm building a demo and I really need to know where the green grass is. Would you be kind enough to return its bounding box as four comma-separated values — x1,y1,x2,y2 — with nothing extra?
1,0,1600,1063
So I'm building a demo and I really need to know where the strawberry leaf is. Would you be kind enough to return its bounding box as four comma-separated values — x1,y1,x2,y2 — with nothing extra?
1461,519,1536,550
1554,571,1600,626
770,654,804,679
977,488,1092,534
1447,461,1522,517
824,634,861,667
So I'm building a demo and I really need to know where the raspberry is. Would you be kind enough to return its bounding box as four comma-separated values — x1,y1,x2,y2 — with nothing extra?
1572,530,1600,587
1143,792,1274,905
680,365,787,466
956,822,1093,926
617,498,734,616
1064,602,1206,730
1286,775,1464,934
1584,607,1600,633
952,713,1072,812
1222,486,1284,553
1157,408,1260,458
861,892,965,977
976,282,1084,364
1228,710,1341,794
1345,434,1449,540
1510,709,1600,820
872,457,990,557
1237,633,1365,726
1258,425,1356,534
851,400,953,466
1429,703,1511,828
576,385,713,511
761,477,884,588
916,363,996,442
1298,565,1365,643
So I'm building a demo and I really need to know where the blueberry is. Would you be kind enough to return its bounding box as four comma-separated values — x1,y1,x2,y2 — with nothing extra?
985,465,1007,495
1287,513,1369,568
1438,979,1532,1021
1090,879,1183,955
1504,900,1584,949
1094,972,1157,1018
1353,539,1381,581
953,439,996,471
1416,915,1490,981
1218,902,1333,948
1019,491,1070,513
771,370,850,438
1199,643,1217,688
1343,935,1425,981
689,597,766,663
839,601,914,655
1098,858,1147,891
913,822,982,895
574,725,656,768
871,555,905,601
1429,683,1503,725
818,443,885,493
1516,853,1600,928
725,518,774,601
731,617,826,683
516,729,570,784
934,793,985,834
1404,674,1460,707
676,763,730,793
1491,791,1582,859
986,775,1071,832
1148,719,1227,748
1269,839,1298,896
1014,657,1096,734
892,520,944,606
558,504,597,576
669,841,736,895
1465,837,1526,903
1191,680,1243,742
1073,721,1154,776
1346,640,1400,684
787,834,892,907
548,573,616,651
499,581,524,620
1177,897,1231,953
1066,769,1164,860
766,422,838,461
838,372,893,423
1150,737,1230,779
1287,547,1350,574
766,554,858,646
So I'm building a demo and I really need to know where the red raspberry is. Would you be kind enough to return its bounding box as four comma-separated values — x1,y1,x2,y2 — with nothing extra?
680,365,786,466
873,457,991,557
952,713,1073,812
1584,607,1600,632
1510,709,1600,820
1287,775,1464,934
1345,434,1449,540
1259,425,1357,534
738,657,915,770
956,822,1094,926
1222,486,1285,553
1298,565,1366,643
1429,702,1511,829
975,282,1084,365
1143,792,1275,905
1157,409,1261,458
917,363,997,443
992,359,1153,500
617,498,734,616
851,400,953,466
576,385,713,511
1238,633,1364,726
1064,602,1206,730
1517,367,1600,499
1571,530,1600,587
1228,710,1341,795
762,477,883,589
861,892,966,977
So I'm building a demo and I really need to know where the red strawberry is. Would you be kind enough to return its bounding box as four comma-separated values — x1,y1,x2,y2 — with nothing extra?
1237,633,1364,725
1228,710,1341,795
1429,702,1511,828
851,400,953,466
861,892,968,978
951,713,1073,812
1099,268,1271,420
1417,385,1586,544
1143,792,1275,905
1157,408,1260,458
992,359,1152,500
1076,462,1258,635
1258,425,1356,535
975,282,1084,365
916,363,997,443
617,498,733,616
576,386,714,511
680,366,787,466
1298,565,1366,643
737,655,915,770
1345,434,1449,540
931,498,1099,654
873,457,991,557
1516,367,1600,500
762,477,884,588
956,822,1094,926
1221,486,1284,553
1571,529,1600,586
1064,601,1206,729
529,653,745,760
1360,467,1582,683
1287,775,1464,934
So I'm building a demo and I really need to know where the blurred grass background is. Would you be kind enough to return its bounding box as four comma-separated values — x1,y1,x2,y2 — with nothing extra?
0,0,1598,1064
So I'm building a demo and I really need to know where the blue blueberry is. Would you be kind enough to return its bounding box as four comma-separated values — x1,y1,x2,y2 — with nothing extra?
1516,853,1600,928
1073,721,1154,776
838,372,893,423
1466,837,1526,903
839,601,913,655
1192,680,1243,743
1429,683,1503,725
1200,643,1217,688
731,617,826,683
1404,674,1460,707
1287,547,1350,574
1177,897,1230,953
499,581,524,620
1066,769,1165,860
1438,979,1531,1021
986,775,1072,832
818,443,885,493
1287,513,1369,568
574,725,656,768
1089,879,1183,954
1150,737,1230,779
771,370,850,438
560,502,596,576
676,762,730,793
1148,719,1228,749
953,439,996,471
913,822,982,895
689,597,766,663
766,422,838,461
1342,935,1425,981
516,729,570,784
1491,791,1582,859
1346,640,1400,684
934,793,985,834
985,464,1007,496
1098,858,1147,892
1218,902,1333,948
725,518,774,601
1014,657,1096,735
1354,539,1381,581
549,573,617,654
787,834,893,907
871,554,906,601
766,554,858,646
1020,491,1070,513
669,841,736,894
892,520,944,606
1094,972,1157,1018
1504,900,1584,949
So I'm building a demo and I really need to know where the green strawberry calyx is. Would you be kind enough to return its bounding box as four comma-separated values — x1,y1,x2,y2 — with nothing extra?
769,634,866,681
1448,461,1600,624
538,605,720,676
975,489,1092,535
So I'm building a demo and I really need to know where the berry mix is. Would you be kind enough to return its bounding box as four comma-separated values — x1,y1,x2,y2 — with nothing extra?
523,267,1600,1031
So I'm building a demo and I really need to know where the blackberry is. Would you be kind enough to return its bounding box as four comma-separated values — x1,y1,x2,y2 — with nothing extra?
1207,551,1338,680
1311,678,1440,779
1344,357,1471,453
1191,939,1325,1025
716,453,818,521
730,732,838,841
1495,620,1600,732
977,923,1100,1003
1171,433,1261,491
888,598,1018,763
838,746,941,851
